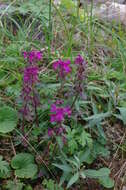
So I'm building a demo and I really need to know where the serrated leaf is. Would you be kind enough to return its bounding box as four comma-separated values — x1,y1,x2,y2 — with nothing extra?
85,112,111,126
6,180,24,190
11,153,37,178
79,130,93,148
67,172,79,188
99,176,114,188
93,142,110,158
84,168,110,178
0,106,18,133
68,139,78,154
78,148,94,164
0,156,11,178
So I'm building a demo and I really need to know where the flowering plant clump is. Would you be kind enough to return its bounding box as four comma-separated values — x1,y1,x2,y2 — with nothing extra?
20,50,42,132
52,59,71,78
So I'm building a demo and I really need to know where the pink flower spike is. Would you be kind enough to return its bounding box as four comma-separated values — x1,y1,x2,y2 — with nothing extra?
50,114,56,123
50,104,57,112
35,51,43,60
23,50,42,63
50,103,71,124
64,59,71,65
64,106,71,117
23,52,27,59
52,59,71,78
48,128,54,137
23,66,39,83
53,61,59,70
55,108,64,122
75,54,84,65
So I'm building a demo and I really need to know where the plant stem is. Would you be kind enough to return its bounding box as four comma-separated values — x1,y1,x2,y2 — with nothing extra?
77,0,80,17
71,93,79,110
52,1,69,39
49,0,52,60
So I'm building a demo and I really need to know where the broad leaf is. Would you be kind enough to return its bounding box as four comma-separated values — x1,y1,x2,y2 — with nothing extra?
0,156,11,178
11,153,38,178
84,168,110,178
0,106,18,133
6,180,24,190
99,176,114,188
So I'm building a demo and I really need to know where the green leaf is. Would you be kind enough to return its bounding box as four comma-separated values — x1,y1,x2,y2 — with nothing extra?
93,142,110,158
6,180,24,190
78,130,93,148
0,156,11,178
80,171,86,179
99,176,114,188
0,106,18,133
83,167,114,188
67,172,79,188
60,172,70,186
68,139,78,153
78,148,94,164
53,163,72,172
11,153,38,178
85,112,111,126
117,107,126,125
61,0,85,21
84,168,110,178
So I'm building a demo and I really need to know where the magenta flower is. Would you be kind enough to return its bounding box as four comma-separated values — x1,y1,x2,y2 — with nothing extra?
49,102,71,143
50,107,64,122
20,51,41,124
48,128,54,137
74,54,87,97
50,103,71,123
52,59,71,78
75,54,84,65
23,50,42,63
64,106,71,117
24,66,39,84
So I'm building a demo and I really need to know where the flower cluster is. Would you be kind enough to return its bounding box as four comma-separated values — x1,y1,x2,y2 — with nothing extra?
20,50,42,123
53,59,71,78
50,103,71,123
74,54,87,95
23,50,42,63
48,101,71,142
23,66,39,84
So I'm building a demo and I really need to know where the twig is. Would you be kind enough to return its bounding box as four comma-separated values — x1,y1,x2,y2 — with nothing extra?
109,130,126,168
10,138,16,156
